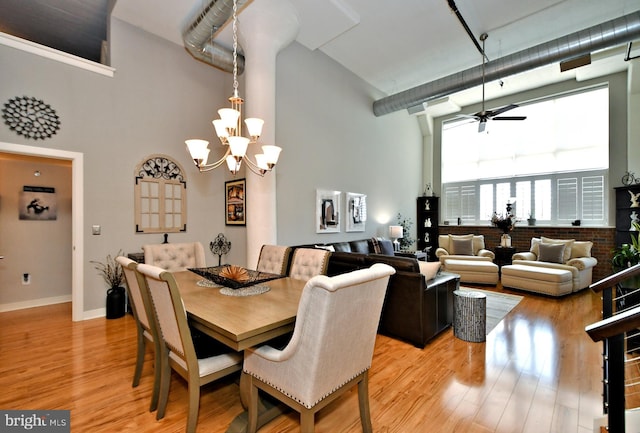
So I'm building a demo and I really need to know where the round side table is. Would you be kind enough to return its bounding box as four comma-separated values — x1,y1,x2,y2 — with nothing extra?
453,290,486,342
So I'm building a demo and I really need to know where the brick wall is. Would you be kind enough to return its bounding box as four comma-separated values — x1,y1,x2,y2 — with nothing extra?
439,225,615,282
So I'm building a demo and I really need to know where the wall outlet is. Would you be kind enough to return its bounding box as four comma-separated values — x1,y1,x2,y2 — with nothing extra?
22,273,31,285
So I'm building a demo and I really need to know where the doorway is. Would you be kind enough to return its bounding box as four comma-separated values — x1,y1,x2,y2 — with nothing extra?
0,141,84,321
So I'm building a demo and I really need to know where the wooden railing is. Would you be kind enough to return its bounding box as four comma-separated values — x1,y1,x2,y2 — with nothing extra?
586,263,640,433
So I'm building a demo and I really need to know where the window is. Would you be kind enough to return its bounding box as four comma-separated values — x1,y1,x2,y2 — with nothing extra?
134,155,187,233
441,85,609,226
443,171,606,225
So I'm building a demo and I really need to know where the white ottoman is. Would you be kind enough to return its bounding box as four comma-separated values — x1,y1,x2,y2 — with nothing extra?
501,264,573,296
453,290,486,342
443,259,499,284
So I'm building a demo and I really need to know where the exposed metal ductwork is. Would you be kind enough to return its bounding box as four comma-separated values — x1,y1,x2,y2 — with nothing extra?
373,11,640,117
182,0,248,74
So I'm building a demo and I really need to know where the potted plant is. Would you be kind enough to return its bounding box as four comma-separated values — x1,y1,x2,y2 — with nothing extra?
611,222,640,271
396,213,415,251
91,250,126,319
527,212,536,226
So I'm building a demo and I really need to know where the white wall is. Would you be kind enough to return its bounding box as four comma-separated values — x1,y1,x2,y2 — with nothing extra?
274,42,423,246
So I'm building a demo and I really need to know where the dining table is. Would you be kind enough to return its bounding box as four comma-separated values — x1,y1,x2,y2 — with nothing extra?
173,269,307,433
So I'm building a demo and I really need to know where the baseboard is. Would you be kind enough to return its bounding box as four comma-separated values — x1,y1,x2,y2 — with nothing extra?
0,295,72,313
83,308,106,320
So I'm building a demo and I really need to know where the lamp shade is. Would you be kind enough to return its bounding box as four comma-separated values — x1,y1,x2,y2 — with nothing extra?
185,139,210,162
389,225,403,239
245,117,264,138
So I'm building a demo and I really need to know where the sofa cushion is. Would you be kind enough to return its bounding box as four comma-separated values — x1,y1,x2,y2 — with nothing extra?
349,239,371,254
541,236,575,263
450,238,473,255
418,261,440,281
537,243,566,264
571,241,593,258
331,242,352,252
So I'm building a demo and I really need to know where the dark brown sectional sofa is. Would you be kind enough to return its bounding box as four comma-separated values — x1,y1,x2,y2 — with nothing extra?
290,238,460,347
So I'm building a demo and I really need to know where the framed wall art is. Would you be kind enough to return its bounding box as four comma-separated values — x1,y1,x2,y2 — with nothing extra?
225,178,246,225
346,192,367,232
19,186,57,220
316,189,341,233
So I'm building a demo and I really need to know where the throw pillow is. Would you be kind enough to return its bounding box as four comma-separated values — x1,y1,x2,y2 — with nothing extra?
541,236,575,263
571,241,593,259
418,261,440,281
537,243,566,264
370,237,382,254
314,244,335,252
530,237,542,256
451,238,474,255
378,239,395,256
472,235,485,255
448,234,474,254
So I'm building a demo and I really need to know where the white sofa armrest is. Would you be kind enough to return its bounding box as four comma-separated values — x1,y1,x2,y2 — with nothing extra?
566,256,598,270
513,252,536,261
477,249,495,260
435,247,450,259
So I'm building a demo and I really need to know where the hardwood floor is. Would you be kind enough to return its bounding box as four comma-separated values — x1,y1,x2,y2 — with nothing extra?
0,284,605,433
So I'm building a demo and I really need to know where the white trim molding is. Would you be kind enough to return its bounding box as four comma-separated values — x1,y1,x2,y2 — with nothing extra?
0,32,115,78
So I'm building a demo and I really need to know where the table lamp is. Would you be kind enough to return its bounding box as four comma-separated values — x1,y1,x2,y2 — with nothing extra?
389,225,403,251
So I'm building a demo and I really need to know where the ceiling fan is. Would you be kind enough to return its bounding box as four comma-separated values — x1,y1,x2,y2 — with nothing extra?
462,33,527,133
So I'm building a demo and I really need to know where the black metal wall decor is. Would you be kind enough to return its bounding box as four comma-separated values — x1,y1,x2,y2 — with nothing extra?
2,96,61,140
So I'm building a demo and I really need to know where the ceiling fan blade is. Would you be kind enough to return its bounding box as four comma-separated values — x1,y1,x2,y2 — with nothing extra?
488,104,519,117
493,116,527,121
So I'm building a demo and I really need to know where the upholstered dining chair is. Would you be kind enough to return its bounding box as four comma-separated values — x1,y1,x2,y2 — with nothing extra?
243,263,396,433
136,263,243,433
142,242,206,272
116,256,162,412
255,245,292,275
287,248,330,281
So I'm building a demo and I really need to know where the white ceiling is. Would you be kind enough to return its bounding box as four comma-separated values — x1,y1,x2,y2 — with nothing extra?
113,0,640,114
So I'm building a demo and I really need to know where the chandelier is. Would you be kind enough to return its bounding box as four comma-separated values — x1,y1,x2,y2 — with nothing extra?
185,0,281,176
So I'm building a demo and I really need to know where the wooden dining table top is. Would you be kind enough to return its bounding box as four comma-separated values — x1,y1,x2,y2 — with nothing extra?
174,270,307,351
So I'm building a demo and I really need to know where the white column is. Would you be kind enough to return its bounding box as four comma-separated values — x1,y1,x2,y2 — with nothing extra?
238,0,299,268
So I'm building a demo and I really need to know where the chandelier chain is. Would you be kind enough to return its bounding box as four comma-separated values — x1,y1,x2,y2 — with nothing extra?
232,0,239,98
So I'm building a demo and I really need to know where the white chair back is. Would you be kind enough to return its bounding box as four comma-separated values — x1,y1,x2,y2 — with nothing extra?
137,264,189,360
245,263,395,408
117,256,151,330
256,245,291,275
142,242,206,272
288,248,330,281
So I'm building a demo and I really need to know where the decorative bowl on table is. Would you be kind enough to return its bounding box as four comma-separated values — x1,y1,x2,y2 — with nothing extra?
188,265,283,289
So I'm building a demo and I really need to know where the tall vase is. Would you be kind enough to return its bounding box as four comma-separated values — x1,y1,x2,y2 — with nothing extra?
500,233,511,247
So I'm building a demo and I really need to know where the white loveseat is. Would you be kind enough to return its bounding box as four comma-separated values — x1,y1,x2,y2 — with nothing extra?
435,234,499,284
501,237,598,296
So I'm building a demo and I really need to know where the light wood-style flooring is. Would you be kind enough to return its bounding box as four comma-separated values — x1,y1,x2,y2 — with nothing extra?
0,284,605,433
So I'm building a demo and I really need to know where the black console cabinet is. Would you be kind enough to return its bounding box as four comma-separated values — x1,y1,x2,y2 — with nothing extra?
615,185,640,247
417,196,439,261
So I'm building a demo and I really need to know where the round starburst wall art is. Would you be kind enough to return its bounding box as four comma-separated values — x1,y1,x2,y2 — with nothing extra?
2,96,61,140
